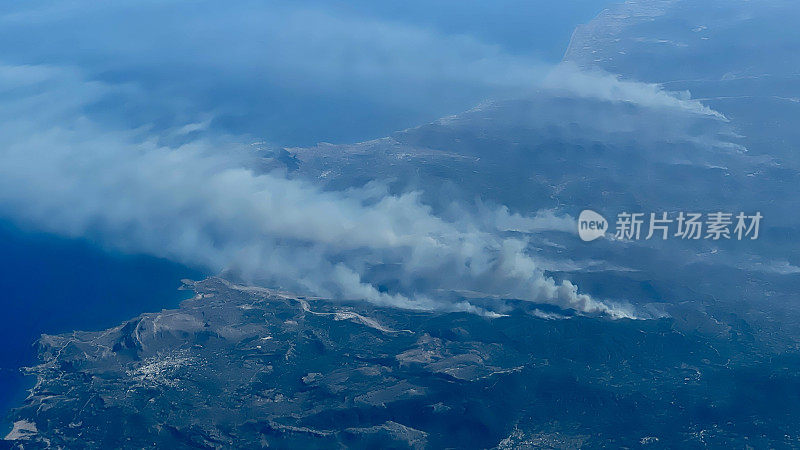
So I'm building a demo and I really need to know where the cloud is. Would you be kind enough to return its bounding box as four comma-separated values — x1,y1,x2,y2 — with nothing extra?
490,207,576,234
0,0,726,150
0,0,550,90
543,63,727,119
0,0,556,145
753,261,800,275
0,64,635,318
0,0,728,320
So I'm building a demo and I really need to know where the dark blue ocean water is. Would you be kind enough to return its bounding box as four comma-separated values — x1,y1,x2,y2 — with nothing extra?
0,221,204,433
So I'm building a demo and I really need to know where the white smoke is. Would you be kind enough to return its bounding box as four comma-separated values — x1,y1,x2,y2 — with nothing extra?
544,63,727,120
0,64,636,318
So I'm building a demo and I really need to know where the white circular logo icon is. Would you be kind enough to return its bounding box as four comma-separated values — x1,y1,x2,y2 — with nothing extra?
578,210,607,242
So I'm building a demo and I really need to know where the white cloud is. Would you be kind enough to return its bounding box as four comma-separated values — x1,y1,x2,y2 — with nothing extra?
0,0,551,114
543,63,727,119
0,64,635,318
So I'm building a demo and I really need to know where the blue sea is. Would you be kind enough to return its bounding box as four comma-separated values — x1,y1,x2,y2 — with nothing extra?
0,221,204,434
